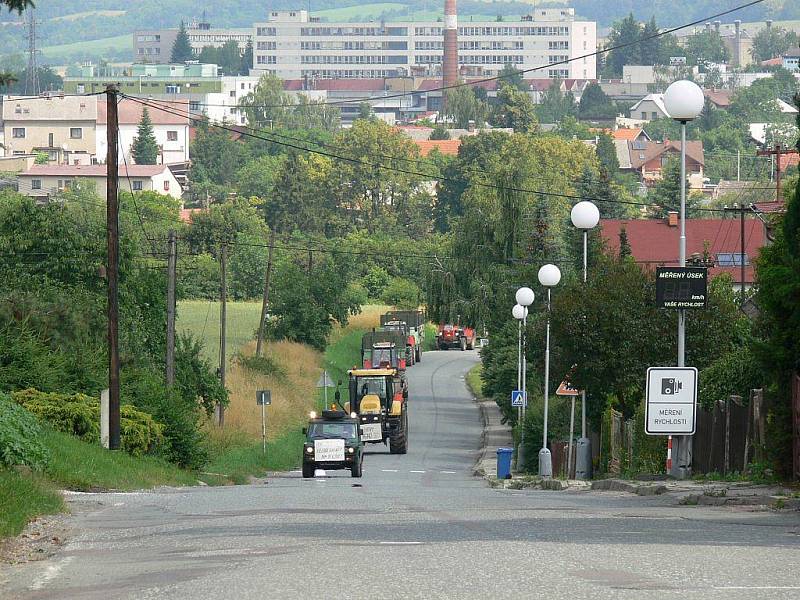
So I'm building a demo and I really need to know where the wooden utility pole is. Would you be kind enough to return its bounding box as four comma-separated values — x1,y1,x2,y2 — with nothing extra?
165,229,177,386
106,85,121,450
724,204,748,305
256,228,276,357
216,243,227,426
757,144,789,202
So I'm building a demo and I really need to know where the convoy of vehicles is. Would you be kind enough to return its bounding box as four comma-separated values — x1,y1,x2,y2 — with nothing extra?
301,309,481,476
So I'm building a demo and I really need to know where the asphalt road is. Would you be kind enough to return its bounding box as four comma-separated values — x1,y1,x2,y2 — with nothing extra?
3,350,800,600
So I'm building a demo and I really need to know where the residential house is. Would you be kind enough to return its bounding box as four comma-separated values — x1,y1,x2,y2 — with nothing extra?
18,164,182,202
414,139,461,156
1,94,97,164
611,127,650,145
628,140,705,187
781,47,800,72
96,99,190,165
703,89,733,110
628,93,668,122
601,214,765,289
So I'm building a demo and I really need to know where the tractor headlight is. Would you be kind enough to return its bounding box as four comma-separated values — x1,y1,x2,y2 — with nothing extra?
305,446,314,454
347,447,355,454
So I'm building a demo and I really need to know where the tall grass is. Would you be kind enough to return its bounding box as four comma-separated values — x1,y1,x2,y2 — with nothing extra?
0,469,64,538
222,340,321,439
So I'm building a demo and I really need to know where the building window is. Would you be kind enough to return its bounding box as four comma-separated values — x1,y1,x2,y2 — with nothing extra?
70,128,82,139
230,90,236,97
189,101,200,111
76,84,85,94
132,180,143,191
12,127,25,138
716,252,749,266
163,180,170,192
652,112,658,120
641,112,647,120
167,130,178,141
165,85,179,94
31,179,41,190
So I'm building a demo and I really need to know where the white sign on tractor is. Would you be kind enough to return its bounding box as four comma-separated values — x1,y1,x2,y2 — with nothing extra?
645,367,698,435
360,423,382,442
314,439,345,461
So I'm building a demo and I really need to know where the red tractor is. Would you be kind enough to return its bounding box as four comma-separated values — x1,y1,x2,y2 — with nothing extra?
436,323,476,351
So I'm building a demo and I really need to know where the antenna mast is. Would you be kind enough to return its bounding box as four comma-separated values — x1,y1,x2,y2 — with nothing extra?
25,7,40,95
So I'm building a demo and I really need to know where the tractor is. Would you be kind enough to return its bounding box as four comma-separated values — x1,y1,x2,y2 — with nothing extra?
345,368,408,454
381,310,425,363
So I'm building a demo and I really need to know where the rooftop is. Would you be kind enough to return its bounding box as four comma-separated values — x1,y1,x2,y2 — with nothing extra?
414,139,461,156
601,218,765,284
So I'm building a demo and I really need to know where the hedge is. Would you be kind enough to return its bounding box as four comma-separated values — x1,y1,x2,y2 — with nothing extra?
11,389,164,457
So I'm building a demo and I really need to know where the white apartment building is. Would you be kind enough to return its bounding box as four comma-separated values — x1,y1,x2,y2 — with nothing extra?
252,9,596,80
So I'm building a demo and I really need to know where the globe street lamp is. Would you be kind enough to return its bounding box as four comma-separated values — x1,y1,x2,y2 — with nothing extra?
537,264,560,478
663,79,704,479
514,288,534,470
570,200,600,480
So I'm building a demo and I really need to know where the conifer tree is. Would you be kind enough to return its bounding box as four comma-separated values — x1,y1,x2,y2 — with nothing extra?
171,21,193,64
131,107,159,165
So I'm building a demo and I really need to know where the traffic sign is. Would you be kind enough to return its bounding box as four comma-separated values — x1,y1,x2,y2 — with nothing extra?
316,370,335,388
556,380,580,396
511,390,526,407
645,367,698,435
655,267,707,309
256,390,271,406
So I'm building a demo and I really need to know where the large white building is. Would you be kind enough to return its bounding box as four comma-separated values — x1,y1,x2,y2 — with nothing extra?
252,9,596,80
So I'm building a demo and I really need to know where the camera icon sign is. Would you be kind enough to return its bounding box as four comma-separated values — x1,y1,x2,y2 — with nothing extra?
661,378,683,395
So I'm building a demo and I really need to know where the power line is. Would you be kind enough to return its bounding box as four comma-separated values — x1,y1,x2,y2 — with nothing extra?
123,93,733,214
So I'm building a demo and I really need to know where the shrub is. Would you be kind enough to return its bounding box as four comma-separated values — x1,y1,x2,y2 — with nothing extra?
11,389,163,457
361,266,391,299
0,393,50,470
520,393,572,473
123,367,209,469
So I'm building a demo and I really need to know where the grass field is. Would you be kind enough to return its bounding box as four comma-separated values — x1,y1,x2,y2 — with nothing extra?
178,300,262,365
40,33,131,59
0,469,63,539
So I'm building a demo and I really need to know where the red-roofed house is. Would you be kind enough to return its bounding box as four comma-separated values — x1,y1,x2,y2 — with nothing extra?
629,140,705,186
18,164,182,202
611,128,650,144
414,139,462,157
97,99,190,165
601,215,765,287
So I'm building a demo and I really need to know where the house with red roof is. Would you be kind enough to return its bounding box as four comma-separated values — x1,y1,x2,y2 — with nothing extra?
601,214,765,288
414,139,461,157
18,164,182,203
97,98,190,165
629,140,705,187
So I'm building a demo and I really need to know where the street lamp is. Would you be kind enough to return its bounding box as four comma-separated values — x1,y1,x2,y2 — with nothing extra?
537,264,560,478
570,200,600,480
514,288,534,470
663,79,704,479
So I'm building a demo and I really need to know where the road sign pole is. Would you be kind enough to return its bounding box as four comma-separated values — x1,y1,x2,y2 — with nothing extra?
261,401,267,455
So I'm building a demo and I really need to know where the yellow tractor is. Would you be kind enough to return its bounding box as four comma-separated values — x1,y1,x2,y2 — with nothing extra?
345,368,408,454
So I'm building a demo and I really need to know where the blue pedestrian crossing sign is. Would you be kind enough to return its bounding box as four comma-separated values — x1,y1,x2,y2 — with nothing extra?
511,390,526,407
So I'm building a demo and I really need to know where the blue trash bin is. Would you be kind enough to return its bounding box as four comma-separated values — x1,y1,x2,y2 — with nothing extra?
496,447,513,479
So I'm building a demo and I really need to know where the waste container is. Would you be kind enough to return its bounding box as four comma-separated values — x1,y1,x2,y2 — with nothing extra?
496,447,513,479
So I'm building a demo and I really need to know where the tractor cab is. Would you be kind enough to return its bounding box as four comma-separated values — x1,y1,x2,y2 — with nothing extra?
362,341,406,371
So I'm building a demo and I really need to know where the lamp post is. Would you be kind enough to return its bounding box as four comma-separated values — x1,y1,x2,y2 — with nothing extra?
537,264,560,478
570,200,600,480
514,288,534,470
663,79,704,479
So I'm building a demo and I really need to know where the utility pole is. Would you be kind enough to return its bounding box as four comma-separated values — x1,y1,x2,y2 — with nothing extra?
217,243,227,426
724,204,748,305
165,229,177,385
256,228,276,357
106,85,121,450
757,144,787,202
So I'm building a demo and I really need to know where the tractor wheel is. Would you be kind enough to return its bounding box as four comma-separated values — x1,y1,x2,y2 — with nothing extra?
390,412,409,454
460,337,467,351
467,339,474,350
302,462,315,478
351,457,363,478
415,346,421,362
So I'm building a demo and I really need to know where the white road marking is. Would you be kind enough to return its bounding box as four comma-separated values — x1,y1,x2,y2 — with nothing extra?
409,470,426,473
30,557,73,590
440,471,456,474
378,541,423,545
715,587,800,591
381,469,398,472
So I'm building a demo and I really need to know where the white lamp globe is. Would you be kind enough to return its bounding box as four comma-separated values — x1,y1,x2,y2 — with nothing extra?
571,201,600,230
538,264,561,287
512,304,528,320
515,287,535,307
663,80,704,122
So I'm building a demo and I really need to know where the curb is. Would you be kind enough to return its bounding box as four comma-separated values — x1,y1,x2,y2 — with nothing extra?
591,479,668,496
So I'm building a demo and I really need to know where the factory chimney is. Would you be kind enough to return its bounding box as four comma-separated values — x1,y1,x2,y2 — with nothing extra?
442,0,458,107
